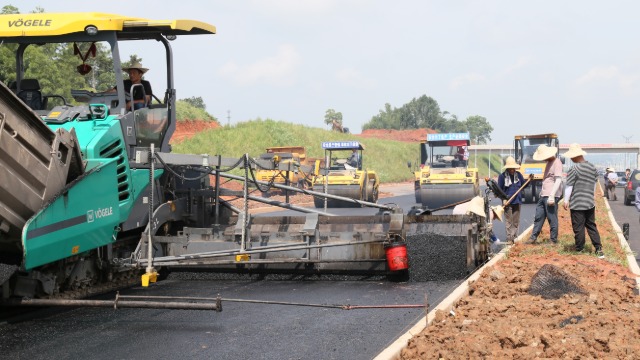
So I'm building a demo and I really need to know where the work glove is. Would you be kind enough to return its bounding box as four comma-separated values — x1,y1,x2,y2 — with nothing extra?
547,197,555,206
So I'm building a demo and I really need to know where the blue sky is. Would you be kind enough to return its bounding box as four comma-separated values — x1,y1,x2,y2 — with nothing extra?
11,1,640,145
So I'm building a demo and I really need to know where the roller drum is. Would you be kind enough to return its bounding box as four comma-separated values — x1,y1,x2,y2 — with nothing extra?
419,184,477,210
312,184,362,208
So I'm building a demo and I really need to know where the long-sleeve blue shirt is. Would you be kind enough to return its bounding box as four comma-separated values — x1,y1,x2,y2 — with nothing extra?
498,171,526,205
636,186,640,212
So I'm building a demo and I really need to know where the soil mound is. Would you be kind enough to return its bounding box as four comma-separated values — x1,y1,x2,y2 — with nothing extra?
358,128,437,143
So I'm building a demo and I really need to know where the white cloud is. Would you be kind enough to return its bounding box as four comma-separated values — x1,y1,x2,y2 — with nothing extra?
575,66,619,85
449,73,486,90
502,56,531,75
218,44,301,86
336,68,377,90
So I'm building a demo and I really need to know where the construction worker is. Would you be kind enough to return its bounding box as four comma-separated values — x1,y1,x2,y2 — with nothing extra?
347,149,359,169
498,156,526,244
527,144,563,244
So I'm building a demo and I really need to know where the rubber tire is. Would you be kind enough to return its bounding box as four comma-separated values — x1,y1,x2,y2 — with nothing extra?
524,186,534,204
370,183,379,203
624,196,631,206
313,197,325,208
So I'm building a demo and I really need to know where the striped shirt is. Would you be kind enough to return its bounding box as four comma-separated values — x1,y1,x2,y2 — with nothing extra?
566,161,598,210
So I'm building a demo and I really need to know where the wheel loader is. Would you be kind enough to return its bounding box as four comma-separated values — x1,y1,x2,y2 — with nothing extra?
513,133,560,203
311,141,379,208
0,12,490,303
254,146,314,190
413,133,479,210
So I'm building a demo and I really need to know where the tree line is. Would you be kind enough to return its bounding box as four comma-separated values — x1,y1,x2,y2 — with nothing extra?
362,95,493,144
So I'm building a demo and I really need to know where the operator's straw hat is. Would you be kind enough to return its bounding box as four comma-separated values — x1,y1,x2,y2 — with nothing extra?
502,156,520,171
563,143,587,159
466,196,486,218
122,62,149,74
532,144,558,161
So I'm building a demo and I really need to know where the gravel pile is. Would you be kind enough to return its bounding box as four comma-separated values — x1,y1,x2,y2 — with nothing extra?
406,233,469,282
0,263,17,285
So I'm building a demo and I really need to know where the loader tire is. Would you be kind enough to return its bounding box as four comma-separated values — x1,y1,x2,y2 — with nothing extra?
367,181,378,203
313,197,325,209
361,172,369,207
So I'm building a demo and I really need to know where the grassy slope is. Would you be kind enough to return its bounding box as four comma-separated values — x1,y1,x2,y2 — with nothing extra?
172,119,504,183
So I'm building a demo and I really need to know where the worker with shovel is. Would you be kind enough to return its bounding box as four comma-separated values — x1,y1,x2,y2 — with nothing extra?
497,156,528,244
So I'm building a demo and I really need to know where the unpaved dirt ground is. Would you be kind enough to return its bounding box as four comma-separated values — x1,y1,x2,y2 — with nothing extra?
171,119,219,143
400,191,640,359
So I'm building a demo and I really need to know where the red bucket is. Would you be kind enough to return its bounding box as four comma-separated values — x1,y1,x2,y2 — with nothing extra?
385,243,409,271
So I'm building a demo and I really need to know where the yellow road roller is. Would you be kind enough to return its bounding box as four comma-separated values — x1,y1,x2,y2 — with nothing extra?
312,141,379,207
413,133,479,210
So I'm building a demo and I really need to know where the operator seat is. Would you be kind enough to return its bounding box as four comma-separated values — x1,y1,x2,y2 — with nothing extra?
17,79,45,110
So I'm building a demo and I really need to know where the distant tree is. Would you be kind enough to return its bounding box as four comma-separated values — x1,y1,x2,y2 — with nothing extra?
363,95,494,142
464,115,493,144
324,108,343,127
181,96,206,110
363,95,445,130
1,5,19,14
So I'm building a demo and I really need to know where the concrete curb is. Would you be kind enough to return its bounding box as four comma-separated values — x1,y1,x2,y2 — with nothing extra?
602,196,640,294
373,225,533,360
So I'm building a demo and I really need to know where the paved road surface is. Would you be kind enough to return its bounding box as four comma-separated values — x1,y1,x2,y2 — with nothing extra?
0,277,461,360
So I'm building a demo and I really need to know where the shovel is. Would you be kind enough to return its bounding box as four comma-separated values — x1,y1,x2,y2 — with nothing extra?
490,175,534,221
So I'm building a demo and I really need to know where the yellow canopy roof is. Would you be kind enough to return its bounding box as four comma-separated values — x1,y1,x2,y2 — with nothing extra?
0,12,216,38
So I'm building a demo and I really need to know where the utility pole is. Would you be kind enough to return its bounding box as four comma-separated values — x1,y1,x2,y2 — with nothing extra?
227,110,231,126
623,135,632,169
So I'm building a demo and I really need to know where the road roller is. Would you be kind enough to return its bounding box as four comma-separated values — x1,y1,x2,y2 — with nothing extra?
513,133,561,203
311,141,379,208
413,133,479,210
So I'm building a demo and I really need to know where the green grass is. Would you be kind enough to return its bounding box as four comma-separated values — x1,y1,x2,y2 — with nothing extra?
173,118,505,183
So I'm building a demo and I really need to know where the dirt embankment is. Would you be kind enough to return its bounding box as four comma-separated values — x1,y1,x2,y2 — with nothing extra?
400,191,640,359
171,120,219,143
172,120,435,145
358,128,437,143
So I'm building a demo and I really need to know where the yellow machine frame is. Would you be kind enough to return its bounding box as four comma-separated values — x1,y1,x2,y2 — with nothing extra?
513,133,560,203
